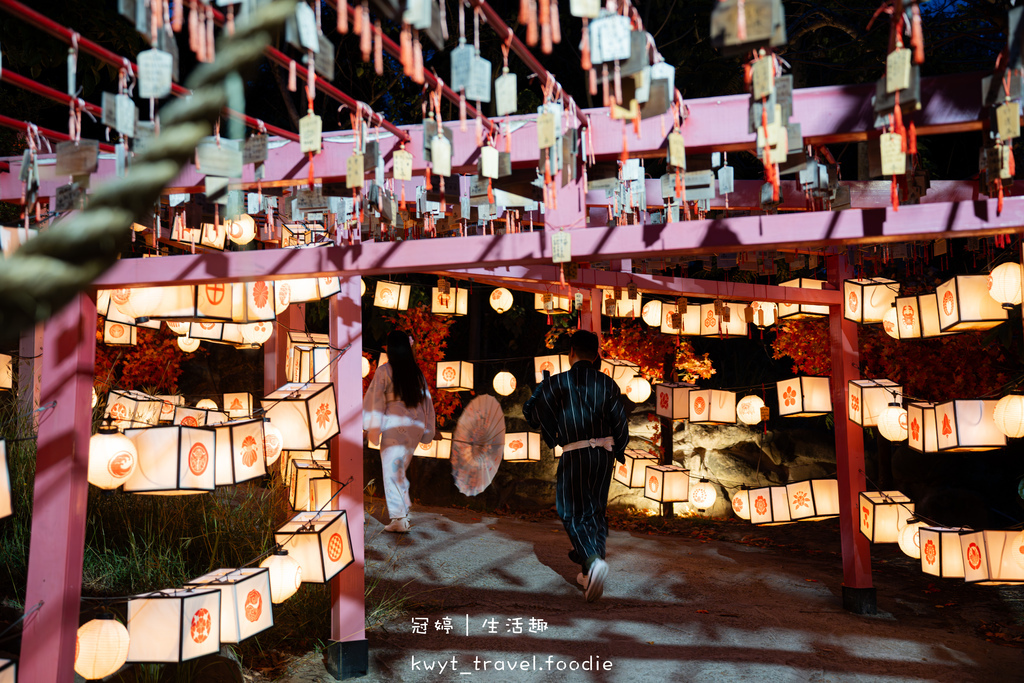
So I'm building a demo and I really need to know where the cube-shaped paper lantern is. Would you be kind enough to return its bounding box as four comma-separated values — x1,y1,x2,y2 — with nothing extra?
173,405,217,428
600,358,640,391
157,395,184,422
103,320,138,345
654,382,697,420
286,276,341,303
919,527,968,579
213,418,267,486
698,303,749,338
907,402,938,453
660,303,701,335
643,464,690,503
124,425,217,494
848,379,902,427
776,377,832,417
431,286,469,315
503,432,541,461
0,354,10,390
892,295,931,339
290,345,332,384
275,510,354,583
777,279,829,319
749,486,794,526
688,389,737,424
280,449,328,486
534,292,572,314
262,383,339,450
0,441,10,519
934,400,1006,451
936,275,1008,332
858,491,914,543
106,389,163,430
230,281,277,323
185,568,274,643
126,588,221,662
786,479,840,521
288,459,331,510
844,278,899,323
613,449,658,488
960,530,1024,585
373,281,412,310
534,354,570,383
307,477,335,512
747,301,778,328
223,393,253,419
414,432,453,459
282,222,312,247
437,361,474,392
0,659,13,682
601,290,641,318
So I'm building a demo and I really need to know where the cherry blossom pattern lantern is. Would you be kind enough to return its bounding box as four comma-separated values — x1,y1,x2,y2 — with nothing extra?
503,432,542,462
987,262,1023,309
777,279,829,320
934,400,1006,451
907,402,938,453
786,479,840,521
936,275,1008,332
436,361,474,392
262,383,340,450
185,568,274,643
373,281,412,310
848,379,902,427
0,354,10,391
75,615,130,680
993,394,1024,438
697,302,748,338
749,486,794,526
226,214,257,246
960,530,1024,585
731,487,751,520
689,479,718,510
660,302,701,336
736,395,767,425
747,301,778,328
898,520,928,559
776,377,832,417
843,278,899,324
643,464,690,503
688,389,737,425
493,371,517,396
223,393,253,419
641,299,662,326
533,292,572,314
918,526,968,578
288,460,331,510
613,449,659,488
103,320,139,346
123,425,217,495
275,510,354,583
858,491,914,543
0,441,10,519
654,382,697,420
259,550,302,603
534,354,570,382
126,588,221,663
213,419,267,486
600,358,640,391
489,287,514,314
878,401,909,442
431,286,469,315
88,424,138,490
624,377,652,404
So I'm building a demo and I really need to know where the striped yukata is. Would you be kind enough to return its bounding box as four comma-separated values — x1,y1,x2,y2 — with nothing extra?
523,359,629,573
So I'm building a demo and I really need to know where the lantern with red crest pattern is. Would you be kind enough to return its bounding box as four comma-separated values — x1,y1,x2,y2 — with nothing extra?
185,568,274,643
126,588,221,662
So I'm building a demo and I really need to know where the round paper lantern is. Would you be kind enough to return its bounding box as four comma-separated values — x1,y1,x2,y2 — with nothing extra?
898,520,927,559
736,395,766,425
360,278,366,297
361,356,370,378
196,398,218,410
994,394,1024,438
178,336,200,353
1014,530,1024,571
489,287,514,314
165,320,188,335
75,615,130,680
624,376,652,403
641,300,662,326
88,426,138,489
113,287,163,320
260,550,302,603
749,301,778,328
227,213,257,245
689,480,718,510
274,282,292,315
877,403,908,441
92,387,99,408
263,422,284,467
493,371,517,396
882,306,900,340
731,488,751,520
988,262,1023,308
241,321,274,346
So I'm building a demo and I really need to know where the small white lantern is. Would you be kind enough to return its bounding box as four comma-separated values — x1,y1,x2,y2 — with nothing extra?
413,439,438,458
624,376,652,404
736,395,767,425
112,287,165,321
898,520,928,559
157,396,183,423
259,550,302,603
688,479,718,510
0,441,11,519
993,394,1024,438
919,526,968,578
877,403,909,442
288,460,331,510
287,277,341,303
601,290,641,317
503,432,542,462
124,425,217,495
776,377,832,417
75,615,130,680
654,382,697,420
240,321,274,346
907,402,938,453
641,299,662,326
660,302,701,336
960,530,1024,585
290,346,332,384
534,354,571,382
934,400,1006,451
0,354,11,390
185,568,274,643
489,287,514,313
88,425,138,490
988,262,1023,308
361,356,370,378
747,301,778,328
373,281,412,310
843,278,899,324
749,486,794,526
178,336,201,353
126,588,221,663
275,282,292,315
415,432,453,459
275,510,355,583
492,371,517,396
858,491,914,543
731,488,751,520
213,418,267,486
777,279,830,319
436,361,474,392
698,302,748,338
263,422,284,467
201,222,227,250
196,399,219,411
786,479,840,521
881,306,899,340
223,393,253,419
230,281,278,323
613,449,659,488
431,286,469,315
688,389,737,424
173,405,215,427
262,383,340,450
847,379,902,427
280,449,328,485
936,275,1008,332
643,464,690,503
891,296,921,339
600,358,640,391
103,320,138,346
533,292,572,314
105,390,162,430
226,214,257,246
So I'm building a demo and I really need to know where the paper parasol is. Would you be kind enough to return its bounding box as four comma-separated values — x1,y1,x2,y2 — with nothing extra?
451,395,506,496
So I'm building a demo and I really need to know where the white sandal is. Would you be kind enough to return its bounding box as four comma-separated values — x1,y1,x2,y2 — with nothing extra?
384,517,410,533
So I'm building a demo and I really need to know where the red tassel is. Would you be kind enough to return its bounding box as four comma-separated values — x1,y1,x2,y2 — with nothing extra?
620,126,628,166
891,175,899,211
908,121,917,155
401,25,413,77
374,21,383,75
308,152,315,189
487,178,494,204
360,9,372,62
352,2,363,34
998,178,1004,215
425,166,432,191
675,169,682,200
580,20,592,70
338,0,348,33
288,60,297,92
400,183,406,212
551,0,561,44
519,0,529,24
1010,147,1016,176
911,5,924,65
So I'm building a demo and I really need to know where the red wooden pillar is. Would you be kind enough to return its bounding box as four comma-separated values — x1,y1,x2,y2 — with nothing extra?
325,276,367,679
20,293,97,682
826,252,876,614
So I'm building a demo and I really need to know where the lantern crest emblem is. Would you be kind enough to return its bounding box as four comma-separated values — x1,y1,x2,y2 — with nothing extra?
693,396,706,415
792,490,810,509
910,418,920,442
244,589,262,622
732,495,744,514
850,395,860,413
942,290,954,316
648,475,659,493
252,281,270,309
924,539,937,566
704,310,717,328
782,386,797,407
240,436,260,467
754,495,768,516
188,443,209,475
190,608,212,644
327,533,345,562
901,305,915,327
967,542,982,570
861,506,871,529
848,291,858,313
509,439,523,452
442,366,457,382
108,450,134,479
941,414,953,437
659,392,669,410
315,403,332,430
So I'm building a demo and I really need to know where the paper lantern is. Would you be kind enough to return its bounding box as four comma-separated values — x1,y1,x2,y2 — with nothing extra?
75,615,130,680
689,480,718,510
623,376,652,404
196,399,219,411
891,295,922,339
201,222,227,250
173,405,215,427
157,395,183,423
777,279,829,319
0,441,10,519
601,290,641,317
305,476,335,512
378,352,388,367
878,403,909,442
660,302,701,336
881,306,899,340
688,389,737,424
907,402,938,453
288,460,331,510
731,487,751,520
213,418,267,486
858,491,914,543
431,286,468,315
960,530,1024,585
105,389,162,430
747,301,778,328
262,383,340,450
600,358,640,391
503,432,541,462
226,214,257,245
259,550,302,603
898,520,928,559
776,377,832,417
936,275,1008,332
185,568,273,643
843,278,899,323
0,354,10,390
493,371,517,396
112,287,165,320
988,262,1022,308
88,425,138,490
275,510,355,583
698,303,749,338
654,382,697,420
993,394,1024,438
919,526,968,578
0,658,14,682
414,432,453,459
736,395,766,425
287,276,341,303
489,287,514,313
373,281,412,310
534,354,570,382
103,320,138,346
533,292,572,314
223,393,252,419
366,432,380,450
749,486,794,525
361,356,370,378
263,422,284,467
641,299,662,326
274,281,292,315
124,425,217,495
613,449,658,488
178,336,201,353
290,345,332,383
126,588,221,662
643,464,690,503
934,400,1006,451
847,379,902,427
240,321,274,346
436,361,474,392
228,281,278,323
786,479,840,521
280,449,328,485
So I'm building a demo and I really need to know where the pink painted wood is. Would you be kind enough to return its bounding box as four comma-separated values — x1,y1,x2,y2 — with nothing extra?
20,293,97,683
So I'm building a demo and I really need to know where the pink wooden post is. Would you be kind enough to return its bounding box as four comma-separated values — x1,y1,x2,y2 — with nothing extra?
20,293,97,682
827,252,875,613
325,276,367,679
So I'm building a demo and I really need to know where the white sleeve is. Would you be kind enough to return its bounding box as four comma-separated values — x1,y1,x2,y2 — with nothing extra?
362,363,390,445
419,382,436,445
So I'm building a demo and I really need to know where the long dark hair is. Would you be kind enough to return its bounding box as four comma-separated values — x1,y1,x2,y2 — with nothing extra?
386,330,427,408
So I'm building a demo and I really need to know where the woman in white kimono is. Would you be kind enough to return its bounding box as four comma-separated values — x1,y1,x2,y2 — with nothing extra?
363,330,435,532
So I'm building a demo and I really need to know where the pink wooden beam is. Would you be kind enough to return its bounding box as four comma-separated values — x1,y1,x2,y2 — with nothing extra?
20,293,97,682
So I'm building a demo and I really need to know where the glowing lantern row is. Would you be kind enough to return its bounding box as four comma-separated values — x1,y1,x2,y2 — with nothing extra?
843,278,899,324
613,450,658,488
75,615,130,680
644,464,690,503
858,491,914,543
660,303,700,336
185,568,274,643
373,281,412,310
688,389,736,425
213,418,267,486
934,400,1005,451
993,394,1024,438
126,588,221,663
777,279,829,319
437,361,474,392
489,287,514,313
877,402,909,442
124,425,217,494
534,292,572,314
503,432,541,461
888,293,950,340
174,405,226,427
534,354,570,382
431,286,468,316
736,395,766,425
106,389,162,430
689,480,718,510
624,376,652,403
109,282,282,324
0,441,10,519
262,383,340,450
987,262,1022,308
260,550,302,603
492,371,517,396
786,479,840,521
167,321,270,349
848,379,901,427
936,275,1008,332
413,432,453,459
274,510,354,583
898,520,928,559
0,354,10,391
961,530,1024,585
654,382,696,420
698,303,748,338
919,526,969,579
747,301,778,328
157,395,183,422
600,358,640,391
88,426,139,490
776,377,831,417
749,486,793,525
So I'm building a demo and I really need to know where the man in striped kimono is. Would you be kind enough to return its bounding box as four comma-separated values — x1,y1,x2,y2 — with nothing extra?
523,330,630,602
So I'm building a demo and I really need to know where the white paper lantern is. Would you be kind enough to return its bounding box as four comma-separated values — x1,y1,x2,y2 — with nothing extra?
698,302,748,338
736,395,766,425
196,399,219,411
600,358,640,391
263,422,284,467
858,491,914,543
287,460,331,510
287,277,341,303
103,320,138,346
688,389,737,424
843,278,899,324
241,321,274,346
877,403,909,442
988,262,1023,308
882,306,899,340
262,383,340,450
489,287,514,313
654,382,697,420
993,394,1024,438
936,275,1009,332
898,520,927,559
173,405,216,427
643,464,690,503
157,395,183,423
776,377,832,417
624,376,652,403
534,354,571,382
226,214,257,245
777,279,829,319
177,335,200,353
275,510,354,583
223,393,252,419
919,526,968,578
0,659,13,682
436,361,474,392
360,278,366,297
533,292,572,314
0,354,11,390
213,418,267,486
414,432,453,459
493,371,517,396
361,356,370,378
105,389,162,431
373,281,412,310
848,379,902,427
890,296,923,339
934,400,1006,451
786,479,840,521
126,588,221,663
503,432,542,461
731,488,751,520
641,299,662,326
907,402,938,453
88,426,138,490
259,550,302,603
601,290,641,317
689,480,718,510
431,286,469,315
75,615,130,680
747,301,778,328
961,530,1024,585
290,345,332,384
0,441,11,519
185,568,274,643
280,449,328,485
660,303,701,336
124,425,217,495
613,449,659,488
112,287,165,320
274,281,292,315
749,486,794,525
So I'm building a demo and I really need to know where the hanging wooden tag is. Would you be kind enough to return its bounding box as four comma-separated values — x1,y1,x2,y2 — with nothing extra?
431,134,452,177
620,31,649,77
313,34,335,79
137,49,173,99
294,3,320,52
495,70,518,116
669,311,681,328
751,56,774,100
243,134,269,165
115,95,136,137
760,406,771,421
467,53,492,103
346,153,365,188
604,297,616,316
393,148,413,180
55,182,82,212
542,293,553,310
55,140,99,176
438,277,450,294
570,0,600,18
102,93,118,129
589,14,632,64
718,166,735,194
537,112,556,149
886,48,912,94
551,230,571,263
879,132,905,176
299,114,322,154
479,145,499,179
450,42,473,92
402,0,432,30
196,138,243,178
996,102,1021,140
775,74,793,120
627,283,638,300
667,132,685,169
574,291,584,309
677,297,687,313
498,151,512,177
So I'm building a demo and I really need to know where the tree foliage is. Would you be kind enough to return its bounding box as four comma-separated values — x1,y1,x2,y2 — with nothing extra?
94,321,188,395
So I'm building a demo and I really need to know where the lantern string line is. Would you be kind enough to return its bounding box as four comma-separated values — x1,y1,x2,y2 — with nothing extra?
0,600,42,644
